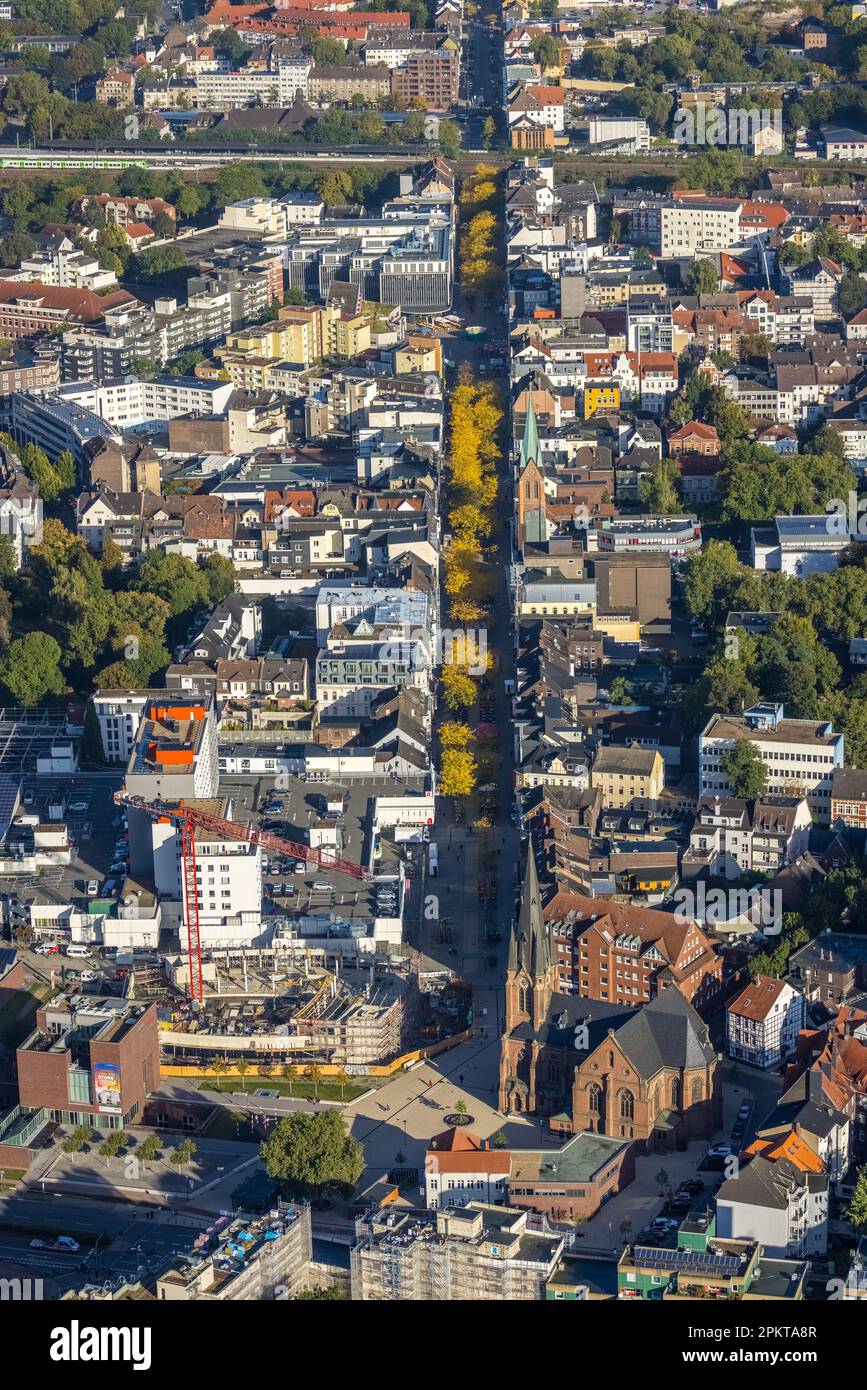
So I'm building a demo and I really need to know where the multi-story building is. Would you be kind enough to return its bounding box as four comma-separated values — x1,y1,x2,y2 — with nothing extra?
156,1206,312,1300
95,68,135,105
587,515,702,561
350,1204,563,1301
74,195,177,228
547,893,723,1011
3,236,117,293
123,696,219,871
716,1150,828,1259
830,766,867,828
17,994,159,1131
683,794,812,879
787,932,867,1006
0,282,136,342
590,745,665,809
699,703,844,823
316,639,431,717
659,198,742,258
392,48,460,106
91,689,155,764
726,975,806,1069
308,65,391,103
424,1128,510,1210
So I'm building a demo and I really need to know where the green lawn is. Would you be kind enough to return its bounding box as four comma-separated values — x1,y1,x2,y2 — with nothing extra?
197,1077,367,1103
201,1109,258,1142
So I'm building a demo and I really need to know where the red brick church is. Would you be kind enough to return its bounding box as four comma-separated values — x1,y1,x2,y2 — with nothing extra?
498,852,722,1149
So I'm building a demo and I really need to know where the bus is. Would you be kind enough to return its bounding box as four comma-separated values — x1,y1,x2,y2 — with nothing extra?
428,843,439,877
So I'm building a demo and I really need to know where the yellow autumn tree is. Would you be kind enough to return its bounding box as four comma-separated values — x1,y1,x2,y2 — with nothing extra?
440,721,473,749
439,748,477,799
441,666,477,710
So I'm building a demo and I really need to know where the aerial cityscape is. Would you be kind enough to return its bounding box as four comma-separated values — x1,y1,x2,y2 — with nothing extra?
0,0,863,1342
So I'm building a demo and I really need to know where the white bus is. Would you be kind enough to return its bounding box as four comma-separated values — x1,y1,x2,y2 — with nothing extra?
428,843,439,877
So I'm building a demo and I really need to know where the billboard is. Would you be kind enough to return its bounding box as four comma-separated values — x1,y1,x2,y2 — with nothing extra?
93,1062,122,1114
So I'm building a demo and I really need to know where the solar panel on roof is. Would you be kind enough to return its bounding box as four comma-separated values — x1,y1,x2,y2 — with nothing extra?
632,1246,740,1278
0,775,20,841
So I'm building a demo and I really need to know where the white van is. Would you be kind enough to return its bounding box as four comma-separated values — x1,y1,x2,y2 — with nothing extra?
14,814,39,827
67,945,91,959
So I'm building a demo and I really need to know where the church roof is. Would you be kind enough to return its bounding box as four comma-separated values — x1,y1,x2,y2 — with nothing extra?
519,391,540,471
614,987,716,1077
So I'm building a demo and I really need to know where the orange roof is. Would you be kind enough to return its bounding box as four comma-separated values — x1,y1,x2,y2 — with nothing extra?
428,1127,485,1152
740,200,788,229
669,421,719,441
530,85,566,104
428,1150,511,1174
746,1130,824,1174
728,974,788,1023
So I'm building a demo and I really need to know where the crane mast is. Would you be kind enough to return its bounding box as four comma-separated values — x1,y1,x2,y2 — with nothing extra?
114,791,369,1002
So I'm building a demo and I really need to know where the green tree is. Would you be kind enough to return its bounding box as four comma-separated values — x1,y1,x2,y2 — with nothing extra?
687,258,719,295
640,457,680,513
310,35,346,65
0,631,63,705
481,115,496,149
846,1163,867,1234
260,1110,363,1197
438,118,461,159
720,740,767,799
133,550,209,618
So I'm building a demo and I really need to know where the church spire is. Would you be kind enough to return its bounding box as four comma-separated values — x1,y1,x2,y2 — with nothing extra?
519,391,540,471
517,846,548,978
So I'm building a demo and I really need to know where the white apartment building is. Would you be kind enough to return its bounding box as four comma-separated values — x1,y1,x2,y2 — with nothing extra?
716,1155,828,1259
48,376,234,431
151,812,264,946
8,238,117,293
740,292,815,347
91,689,154,763
699,703,844,823
684,794,812,879
659,199,742,258
194,58,309,108
123,697,220,880
726,974,807,1069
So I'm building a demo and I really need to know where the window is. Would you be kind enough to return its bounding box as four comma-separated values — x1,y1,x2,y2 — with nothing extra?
589,1084,602,1113
619,1089,634,1121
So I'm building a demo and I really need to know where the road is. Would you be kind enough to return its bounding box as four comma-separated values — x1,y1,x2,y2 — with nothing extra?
460,18,502,151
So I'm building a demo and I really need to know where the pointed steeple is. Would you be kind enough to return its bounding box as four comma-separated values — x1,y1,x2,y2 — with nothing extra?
517,846,548,978
519,391,540,471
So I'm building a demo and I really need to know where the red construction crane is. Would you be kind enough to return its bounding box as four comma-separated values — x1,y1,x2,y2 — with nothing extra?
113,792,369,1003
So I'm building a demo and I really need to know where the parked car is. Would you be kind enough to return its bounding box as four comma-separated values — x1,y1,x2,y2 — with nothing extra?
79,970,98,983
737,1103,751,1121
22,790,34,806
85,881,98,897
